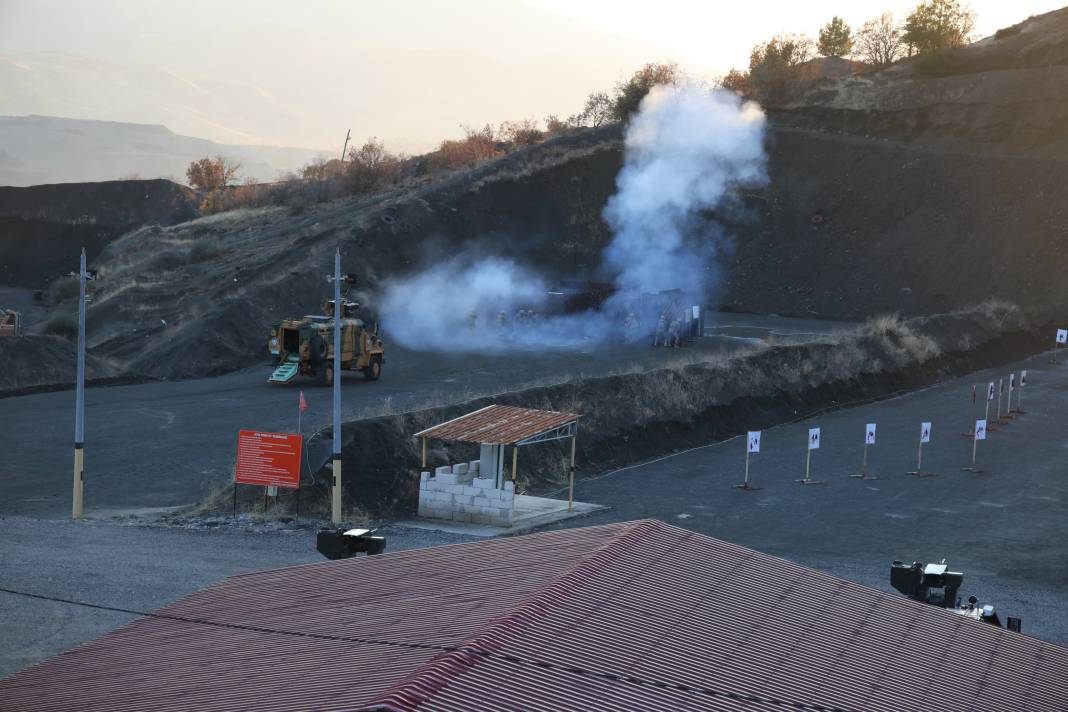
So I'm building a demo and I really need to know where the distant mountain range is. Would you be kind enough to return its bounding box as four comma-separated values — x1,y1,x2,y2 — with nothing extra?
0,115,326,187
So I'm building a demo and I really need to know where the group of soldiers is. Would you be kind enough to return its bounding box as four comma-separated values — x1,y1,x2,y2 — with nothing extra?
651,312,685,348
466,309,544,333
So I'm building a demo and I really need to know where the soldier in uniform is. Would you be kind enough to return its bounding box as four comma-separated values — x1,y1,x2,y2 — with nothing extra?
654,313,668,347
668,315,682,348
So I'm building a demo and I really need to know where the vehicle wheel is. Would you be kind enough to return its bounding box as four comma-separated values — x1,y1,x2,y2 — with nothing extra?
319,364,334,387
363,357,381,381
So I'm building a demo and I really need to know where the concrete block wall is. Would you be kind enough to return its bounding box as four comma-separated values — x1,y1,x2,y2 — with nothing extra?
418,462,514,526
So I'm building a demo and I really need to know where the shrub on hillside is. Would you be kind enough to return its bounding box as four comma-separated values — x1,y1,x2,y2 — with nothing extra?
611,62,681,120
431,124,503,170
188,239,222,264
186,156,242,191
48,276,80,304
43,312,77,338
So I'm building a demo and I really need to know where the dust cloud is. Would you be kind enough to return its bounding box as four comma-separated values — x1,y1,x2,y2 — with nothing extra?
380,85,767,353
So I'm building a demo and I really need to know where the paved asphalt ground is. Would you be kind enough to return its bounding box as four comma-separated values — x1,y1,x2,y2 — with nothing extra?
552,351,1068,647
8,320,1066,680
0,314,847,519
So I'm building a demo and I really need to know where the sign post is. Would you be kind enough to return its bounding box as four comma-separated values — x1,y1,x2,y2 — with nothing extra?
962,419,988,474
908,421,935,477
851,423,879,480
984,381,997,432
734,431,762,490
234,430,303,518
1052,329,1067,364
795,427,825,485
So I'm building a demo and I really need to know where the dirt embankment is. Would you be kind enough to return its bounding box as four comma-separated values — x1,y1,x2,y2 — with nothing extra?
319,303,1036,516
80,127,624,380
0,179,197,288
0,335,121,396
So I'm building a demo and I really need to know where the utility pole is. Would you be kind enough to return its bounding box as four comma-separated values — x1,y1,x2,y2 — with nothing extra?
339,129,351,164
331,248,343,524
72,248,88,519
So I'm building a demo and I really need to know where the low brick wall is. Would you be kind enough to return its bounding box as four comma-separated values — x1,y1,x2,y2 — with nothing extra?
418,461,515,526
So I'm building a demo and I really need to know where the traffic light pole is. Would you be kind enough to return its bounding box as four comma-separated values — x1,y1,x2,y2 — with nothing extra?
73,248,87,519
331,248,343,524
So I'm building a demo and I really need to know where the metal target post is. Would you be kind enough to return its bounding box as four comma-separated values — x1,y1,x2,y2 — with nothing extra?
72,248,88,519
1018,370,1028,414
995,378,1006,424
795,428,825,486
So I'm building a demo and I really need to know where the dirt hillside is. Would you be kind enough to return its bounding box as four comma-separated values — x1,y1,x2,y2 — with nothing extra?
0,179,197,288
15,9,1068,381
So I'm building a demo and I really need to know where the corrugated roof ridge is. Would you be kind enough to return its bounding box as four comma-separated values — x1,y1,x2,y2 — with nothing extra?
358,519,668,711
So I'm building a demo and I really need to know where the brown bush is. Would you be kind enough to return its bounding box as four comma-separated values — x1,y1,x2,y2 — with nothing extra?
346,138,403,194
498,119,542,146
431,124,503,170
185,156,241,191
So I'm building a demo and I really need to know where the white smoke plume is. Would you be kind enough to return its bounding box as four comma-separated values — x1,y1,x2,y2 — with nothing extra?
381,85,766,352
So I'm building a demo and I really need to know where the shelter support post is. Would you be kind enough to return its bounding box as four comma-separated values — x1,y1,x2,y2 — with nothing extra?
568,435,576,512
512,446,518,482
421,437,427,468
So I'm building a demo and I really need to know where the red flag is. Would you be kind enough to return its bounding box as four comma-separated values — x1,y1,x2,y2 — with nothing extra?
298,391,308,414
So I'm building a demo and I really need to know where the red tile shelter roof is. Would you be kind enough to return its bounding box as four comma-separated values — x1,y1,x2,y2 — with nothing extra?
413,404,579,445
2,519,1066,712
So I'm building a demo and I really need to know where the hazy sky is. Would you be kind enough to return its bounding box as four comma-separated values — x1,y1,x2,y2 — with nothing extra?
1,0,1063,150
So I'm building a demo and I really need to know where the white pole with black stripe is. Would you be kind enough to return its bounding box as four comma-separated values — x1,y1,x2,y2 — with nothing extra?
331,248,343,524
72,248,87,519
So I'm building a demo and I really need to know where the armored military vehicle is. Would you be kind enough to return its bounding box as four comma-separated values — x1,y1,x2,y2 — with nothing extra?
268,299,384,385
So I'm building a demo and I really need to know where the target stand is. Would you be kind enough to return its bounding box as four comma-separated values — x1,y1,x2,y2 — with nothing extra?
794,477,826,485
960,465,988,475
850,441,878,480
732,482,763,491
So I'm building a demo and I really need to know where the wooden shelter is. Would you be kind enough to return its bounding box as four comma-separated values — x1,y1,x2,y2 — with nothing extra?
414,404,581,509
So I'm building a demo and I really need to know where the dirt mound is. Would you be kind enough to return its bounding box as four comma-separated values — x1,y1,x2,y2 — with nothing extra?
0,335,123,397
0,179,197,288
777,10,1068,148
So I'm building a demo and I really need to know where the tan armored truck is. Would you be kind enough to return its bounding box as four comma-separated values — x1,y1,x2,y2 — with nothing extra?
268,299,384,385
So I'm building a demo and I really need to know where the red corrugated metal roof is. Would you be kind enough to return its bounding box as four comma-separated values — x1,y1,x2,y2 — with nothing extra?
414,404,579,445
2,519,1066,712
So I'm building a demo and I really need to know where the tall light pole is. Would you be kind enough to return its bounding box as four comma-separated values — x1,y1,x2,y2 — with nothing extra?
72,248,88,519
331,248,343,524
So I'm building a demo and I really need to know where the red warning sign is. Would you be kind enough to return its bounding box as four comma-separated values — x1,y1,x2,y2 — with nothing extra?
235,430,302,488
